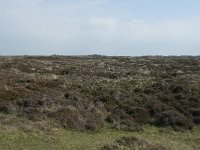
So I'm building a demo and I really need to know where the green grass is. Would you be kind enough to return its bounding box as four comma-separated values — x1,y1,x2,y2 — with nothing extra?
0,125,199,150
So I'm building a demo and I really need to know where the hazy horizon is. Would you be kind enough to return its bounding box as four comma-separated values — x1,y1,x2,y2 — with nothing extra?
1,0,200,56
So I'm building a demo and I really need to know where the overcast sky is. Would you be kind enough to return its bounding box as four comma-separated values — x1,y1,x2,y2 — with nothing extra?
0,0,200,56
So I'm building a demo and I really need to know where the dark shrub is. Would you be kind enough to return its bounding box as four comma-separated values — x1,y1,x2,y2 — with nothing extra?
51,107,104,131
148,102,170,117
144,88,155,95
17,99,45,108
171,85,184,94
134,88,142,93
52,108,86,130
0,104,15,114
59,69,70,75
101,144,120,150
84,108,105,131
189,108,200,116
174,94,185,100
107,109,138,131
188,108,200,124
64,92,70,99
0,90,22,102
20,108,44,121
192,117,200,124
126,107,150,125
101,136,168,150
156,110,194,130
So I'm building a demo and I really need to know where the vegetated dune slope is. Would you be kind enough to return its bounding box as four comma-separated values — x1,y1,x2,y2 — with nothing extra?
0,56,200,132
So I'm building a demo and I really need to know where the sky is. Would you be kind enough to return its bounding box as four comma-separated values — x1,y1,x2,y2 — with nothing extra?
0,0,200,56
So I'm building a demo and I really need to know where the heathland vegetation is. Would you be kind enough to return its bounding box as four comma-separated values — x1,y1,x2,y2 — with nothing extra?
0,56,199,149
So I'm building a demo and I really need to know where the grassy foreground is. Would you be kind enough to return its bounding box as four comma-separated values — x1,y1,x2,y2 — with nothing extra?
0,125,199,150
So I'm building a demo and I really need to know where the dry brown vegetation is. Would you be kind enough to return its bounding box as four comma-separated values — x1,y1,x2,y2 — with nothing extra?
0,55,200,133
101,136,168,150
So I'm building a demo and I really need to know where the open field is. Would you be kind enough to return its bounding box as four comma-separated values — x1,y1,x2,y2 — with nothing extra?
0,122,199,150
0,55,200,149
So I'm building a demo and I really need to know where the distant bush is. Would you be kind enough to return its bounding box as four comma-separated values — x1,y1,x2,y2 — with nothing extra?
156,110,194,130
51,107,104,131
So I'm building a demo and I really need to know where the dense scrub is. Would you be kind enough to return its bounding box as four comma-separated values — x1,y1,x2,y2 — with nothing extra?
101,136,167,150
0,56,200,131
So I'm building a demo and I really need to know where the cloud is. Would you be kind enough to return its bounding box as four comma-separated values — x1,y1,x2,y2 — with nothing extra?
0,0,200,55
86,17,200,47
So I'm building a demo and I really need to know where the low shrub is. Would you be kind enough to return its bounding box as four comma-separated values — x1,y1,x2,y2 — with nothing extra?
101,136,168,150
156,110,194,130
